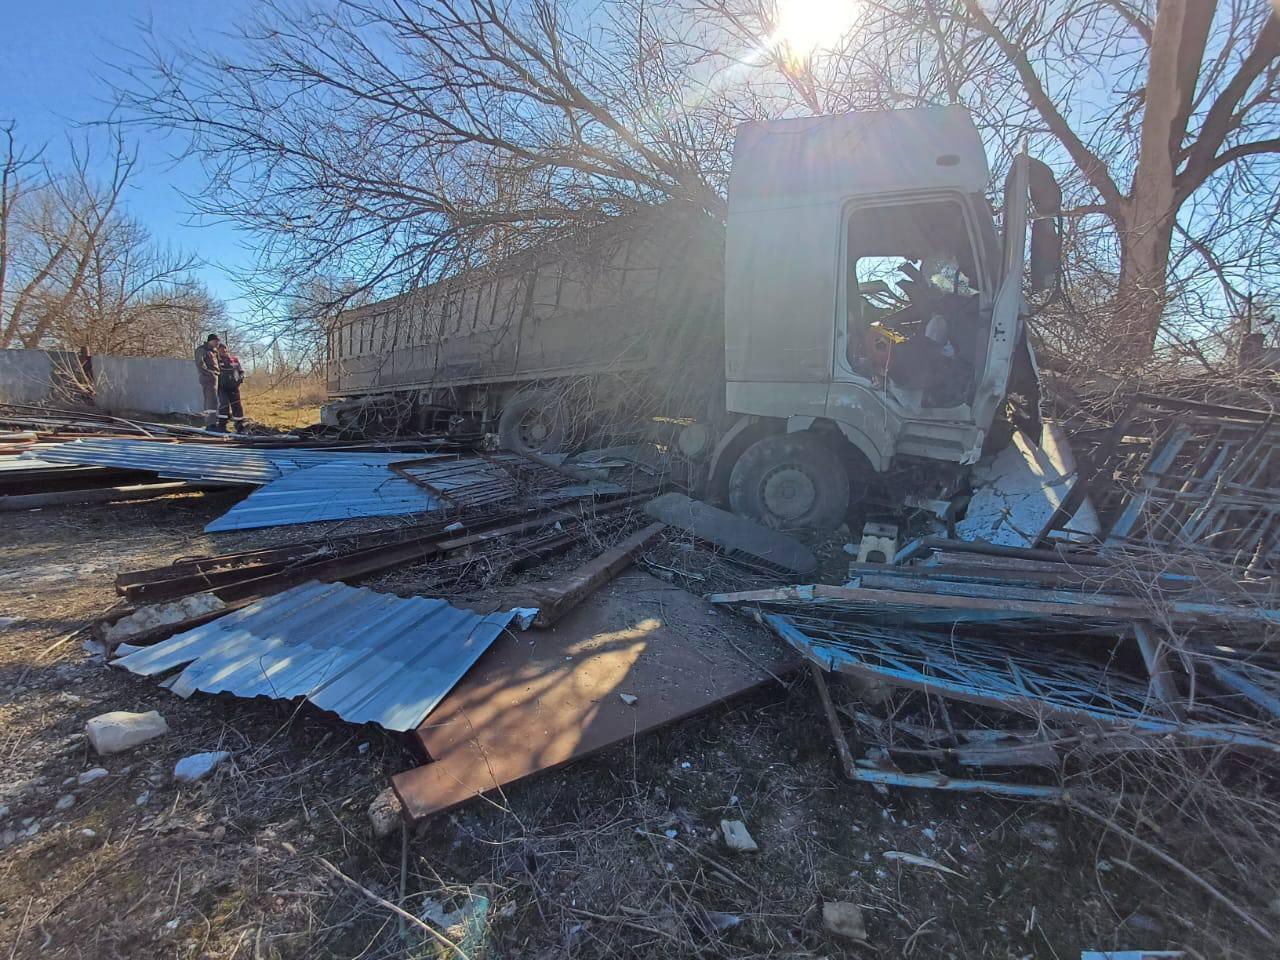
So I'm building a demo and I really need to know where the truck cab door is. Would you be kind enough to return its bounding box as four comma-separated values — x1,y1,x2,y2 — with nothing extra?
971,154,1029,436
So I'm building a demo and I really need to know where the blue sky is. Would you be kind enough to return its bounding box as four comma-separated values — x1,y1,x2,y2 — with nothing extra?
1,0,254,325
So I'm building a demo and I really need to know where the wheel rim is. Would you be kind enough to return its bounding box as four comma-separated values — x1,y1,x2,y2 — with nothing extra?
518,410,551,449
760,465,818,524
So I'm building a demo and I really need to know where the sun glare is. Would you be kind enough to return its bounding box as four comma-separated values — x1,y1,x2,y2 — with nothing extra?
771,0,859,57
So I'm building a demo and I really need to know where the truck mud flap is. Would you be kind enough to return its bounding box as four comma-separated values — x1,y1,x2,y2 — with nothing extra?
644,492,817,575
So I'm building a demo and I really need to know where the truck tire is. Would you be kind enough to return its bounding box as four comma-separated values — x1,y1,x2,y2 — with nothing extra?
497,389,567,455
729,432,850,530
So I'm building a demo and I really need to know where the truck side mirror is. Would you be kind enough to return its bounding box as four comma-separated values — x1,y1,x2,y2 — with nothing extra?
1029,217,1060,294
1025,158,1061,295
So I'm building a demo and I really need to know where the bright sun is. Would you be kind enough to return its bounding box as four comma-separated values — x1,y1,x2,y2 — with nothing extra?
771,0,859,57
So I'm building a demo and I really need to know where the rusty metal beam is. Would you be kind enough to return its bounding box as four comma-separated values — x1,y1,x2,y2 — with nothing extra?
530,522,667,627
0,480,232,511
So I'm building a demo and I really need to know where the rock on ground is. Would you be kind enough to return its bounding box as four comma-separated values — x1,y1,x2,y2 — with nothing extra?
720,819,759,853
173,751,231,783
368,787,402,839
85,710,168,754
822,901,867,942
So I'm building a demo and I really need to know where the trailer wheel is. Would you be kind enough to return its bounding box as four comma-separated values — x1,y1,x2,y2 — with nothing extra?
497,389,567,455
729,432,850,530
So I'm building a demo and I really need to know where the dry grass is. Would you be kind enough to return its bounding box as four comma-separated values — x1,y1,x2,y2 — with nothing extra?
239,376,328,430
0,493,1270,958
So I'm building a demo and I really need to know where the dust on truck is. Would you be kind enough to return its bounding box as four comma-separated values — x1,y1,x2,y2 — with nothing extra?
325,105,1061,529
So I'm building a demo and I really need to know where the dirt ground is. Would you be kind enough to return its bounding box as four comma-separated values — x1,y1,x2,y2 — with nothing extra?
0,489,1261,959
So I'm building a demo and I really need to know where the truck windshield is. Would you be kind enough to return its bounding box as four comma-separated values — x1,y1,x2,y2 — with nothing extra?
845,199,984,407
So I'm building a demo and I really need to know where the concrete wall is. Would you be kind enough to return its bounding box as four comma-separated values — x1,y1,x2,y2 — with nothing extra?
0,348,56,404
94,355,204,415
0,348,204,415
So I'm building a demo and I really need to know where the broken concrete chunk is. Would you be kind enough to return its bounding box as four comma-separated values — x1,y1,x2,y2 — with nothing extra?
85,710,169,754
100,593,226,645
822,901,867,942
173,751,231,783
420,892,488,936
720,819,758,852
368,787,402,839
1020,820,1060,852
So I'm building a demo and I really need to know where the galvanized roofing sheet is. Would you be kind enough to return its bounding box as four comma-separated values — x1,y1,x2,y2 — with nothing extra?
111,580,526,731
23,438,420,486
204,461,443,531
0,456,58,473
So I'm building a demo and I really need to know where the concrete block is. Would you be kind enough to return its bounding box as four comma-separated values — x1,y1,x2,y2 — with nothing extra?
85,710,169,754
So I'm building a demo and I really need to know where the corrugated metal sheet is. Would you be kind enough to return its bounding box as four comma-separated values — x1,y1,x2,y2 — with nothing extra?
397,454,622,509
204,461,443,531
111,580,526,731
0,456,59,473
23,438,421,485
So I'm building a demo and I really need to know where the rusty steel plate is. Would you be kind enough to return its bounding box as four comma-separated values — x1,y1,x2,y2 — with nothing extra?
392,571,790,821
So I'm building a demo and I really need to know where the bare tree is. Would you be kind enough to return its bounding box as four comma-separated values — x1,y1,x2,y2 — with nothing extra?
115,0,740,323
116,0,1279,362
799,0,1280,361
1,126,131,350
0,124,222,357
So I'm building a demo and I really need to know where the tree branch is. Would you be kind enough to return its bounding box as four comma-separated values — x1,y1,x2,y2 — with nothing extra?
960,0,1126,212
1178,9,1280,196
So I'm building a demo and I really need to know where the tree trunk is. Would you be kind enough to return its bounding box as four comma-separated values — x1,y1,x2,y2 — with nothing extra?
1114,0,1215,359
1113,197,1177,359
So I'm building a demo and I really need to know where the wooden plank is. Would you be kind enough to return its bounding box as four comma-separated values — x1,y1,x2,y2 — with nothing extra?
392,571,791,822
708,583,1142,620
710,582,1279,626
899,535,1116,567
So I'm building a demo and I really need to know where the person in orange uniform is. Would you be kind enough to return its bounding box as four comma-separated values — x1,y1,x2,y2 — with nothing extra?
214,343,247,433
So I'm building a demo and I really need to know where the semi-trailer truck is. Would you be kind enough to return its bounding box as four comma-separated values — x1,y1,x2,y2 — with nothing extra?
324,105,1061,529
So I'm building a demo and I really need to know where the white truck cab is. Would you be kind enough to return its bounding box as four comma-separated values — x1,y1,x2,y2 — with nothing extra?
710,105,1058,528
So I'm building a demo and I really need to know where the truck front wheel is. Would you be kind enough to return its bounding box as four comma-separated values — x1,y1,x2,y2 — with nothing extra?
497,389,567,455
729,432,850,530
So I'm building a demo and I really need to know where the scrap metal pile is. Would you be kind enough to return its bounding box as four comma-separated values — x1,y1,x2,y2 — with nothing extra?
0,402,462,511
8,390,1280,834
710,391,1280,803
713,542,1279,797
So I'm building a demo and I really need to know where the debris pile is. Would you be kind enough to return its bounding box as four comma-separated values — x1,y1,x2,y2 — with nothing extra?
8,386,1280,954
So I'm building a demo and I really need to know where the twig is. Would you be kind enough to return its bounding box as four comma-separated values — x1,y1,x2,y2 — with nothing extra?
8,897,32,960
399,820,409,938
811,663,859,779
563,905,685,944
1068,801,1277,944
635,830,763,896
315,857,473,960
